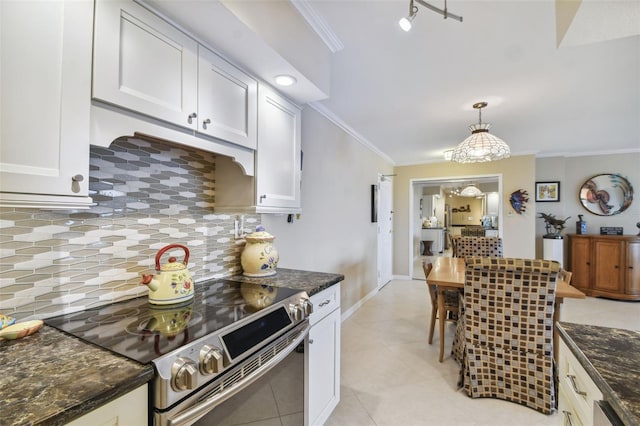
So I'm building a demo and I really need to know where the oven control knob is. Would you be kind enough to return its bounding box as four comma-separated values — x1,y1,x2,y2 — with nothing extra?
290,304,303,321
172,357,198,391
200,345,224,375
302,299,313,316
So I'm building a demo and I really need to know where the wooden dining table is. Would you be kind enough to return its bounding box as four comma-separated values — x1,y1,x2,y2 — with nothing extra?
426,257,586,362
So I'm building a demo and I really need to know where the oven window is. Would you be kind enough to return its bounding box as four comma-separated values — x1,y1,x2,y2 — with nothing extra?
193,346,304,425
222,307,292,359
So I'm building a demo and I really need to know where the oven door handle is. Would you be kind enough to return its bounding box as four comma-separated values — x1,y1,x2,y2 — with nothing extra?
167,323,310,426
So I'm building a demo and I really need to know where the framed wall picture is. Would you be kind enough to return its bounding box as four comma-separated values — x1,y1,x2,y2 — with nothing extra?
535,181,560,202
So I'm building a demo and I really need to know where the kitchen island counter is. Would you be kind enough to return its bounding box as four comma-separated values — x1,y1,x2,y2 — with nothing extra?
226,267,344,296
557,322,640,425
0,325,154,426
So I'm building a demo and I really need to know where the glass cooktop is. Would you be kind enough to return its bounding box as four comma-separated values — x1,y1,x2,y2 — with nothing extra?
45,280,302,364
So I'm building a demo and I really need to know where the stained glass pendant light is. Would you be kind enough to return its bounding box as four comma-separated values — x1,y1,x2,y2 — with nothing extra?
451,102,510,163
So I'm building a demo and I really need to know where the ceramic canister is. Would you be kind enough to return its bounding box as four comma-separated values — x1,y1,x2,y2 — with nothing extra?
241,227,279,277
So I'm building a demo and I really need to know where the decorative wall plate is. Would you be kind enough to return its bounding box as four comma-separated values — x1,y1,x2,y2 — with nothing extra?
579,174,633,216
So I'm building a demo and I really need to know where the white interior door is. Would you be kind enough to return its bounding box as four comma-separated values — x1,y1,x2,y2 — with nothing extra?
377,176,393,288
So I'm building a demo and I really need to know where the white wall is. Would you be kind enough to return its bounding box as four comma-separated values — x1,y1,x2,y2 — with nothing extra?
262,107,394,314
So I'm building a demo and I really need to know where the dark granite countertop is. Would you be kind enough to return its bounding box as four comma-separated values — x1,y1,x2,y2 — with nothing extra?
557,322,640,426
225,267,344,296
0,326,154,426
0,269,342,425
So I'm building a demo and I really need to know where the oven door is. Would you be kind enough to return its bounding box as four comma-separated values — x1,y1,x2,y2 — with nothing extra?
157,321,309,426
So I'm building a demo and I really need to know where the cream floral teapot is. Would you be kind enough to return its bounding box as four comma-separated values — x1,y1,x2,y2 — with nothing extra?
141,244,194,305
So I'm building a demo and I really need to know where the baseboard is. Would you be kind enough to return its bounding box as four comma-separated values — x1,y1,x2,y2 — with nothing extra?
340,286,378,322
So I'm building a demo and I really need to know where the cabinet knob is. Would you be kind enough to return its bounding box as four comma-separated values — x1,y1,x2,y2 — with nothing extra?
202,118,211,130
71,174,84,194
187,112,197,124
259,194,267,203
614,265,619,269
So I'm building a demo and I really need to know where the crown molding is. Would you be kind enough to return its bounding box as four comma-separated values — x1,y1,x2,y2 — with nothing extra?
290,0,344,53
308,102,395,165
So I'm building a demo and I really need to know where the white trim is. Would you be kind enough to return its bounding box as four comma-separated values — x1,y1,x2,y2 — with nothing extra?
536,148,640,158
290,0,344,53
340,286,378,322
308,102,396,165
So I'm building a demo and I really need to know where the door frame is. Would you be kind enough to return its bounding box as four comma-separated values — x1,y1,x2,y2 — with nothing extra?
377,173,393,289
408,174,503,279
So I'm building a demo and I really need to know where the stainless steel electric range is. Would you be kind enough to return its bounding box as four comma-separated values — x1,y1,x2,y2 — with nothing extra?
45,279,313,426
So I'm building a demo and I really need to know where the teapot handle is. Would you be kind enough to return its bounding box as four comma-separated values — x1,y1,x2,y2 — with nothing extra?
155,244,190,270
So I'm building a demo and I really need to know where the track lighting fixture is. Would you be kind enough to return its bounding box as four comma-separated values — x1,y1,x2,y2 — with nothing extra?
399,0,462,32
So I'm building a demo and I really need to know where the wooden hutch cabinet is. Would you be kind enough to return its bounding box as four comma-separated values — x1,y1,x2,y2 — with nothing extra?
568,234,640,300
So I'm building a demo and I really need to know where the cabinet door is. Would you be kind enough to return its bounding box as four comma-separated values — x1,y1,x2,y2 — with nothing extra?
198,46,257,149
256,85,302,212
626,241,640,296
66,384,147,426
569,237,591,291
306,307,341,426
93,0,198,129
0,0,92,207
593,239,625,295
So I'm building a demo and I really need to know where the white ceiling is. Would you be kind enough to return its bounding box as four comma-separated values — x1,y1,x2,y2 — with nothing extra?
145,0,640,165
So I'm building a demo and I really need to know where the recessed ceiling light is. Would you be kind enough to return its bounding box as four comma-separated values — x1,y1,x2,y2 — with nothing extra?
274,75,297,87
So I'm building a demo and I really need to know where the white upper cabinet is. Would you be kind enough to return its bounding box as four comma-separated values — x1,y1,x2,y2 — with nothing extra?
198,46,257,149
256,85,302,212
93,0,199,129
93,1,257,150
0,0,93,208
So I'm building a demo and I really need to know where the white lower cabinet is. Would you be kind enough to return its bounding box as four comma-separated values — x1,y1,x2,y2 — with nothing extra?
558,339,603,426
65,384,148,426
0,0,93,208
306,284,341,426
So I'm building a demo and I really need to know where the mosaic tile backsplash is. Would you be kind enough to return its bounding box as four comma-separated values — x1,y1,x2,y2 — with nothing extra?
0,138,258,321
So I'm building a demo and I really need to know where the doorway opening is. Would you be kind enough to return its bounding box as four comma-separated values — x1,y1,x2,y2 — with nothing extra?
409,174,503,279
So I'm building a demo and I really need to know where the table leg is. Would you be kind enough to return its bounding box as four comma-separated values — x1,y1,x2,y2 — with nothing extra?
553,297,564,362
438,288,445,362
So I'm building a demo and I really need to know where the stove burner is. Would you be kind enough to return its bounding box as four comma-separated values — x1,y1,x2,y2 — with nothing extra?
125,302,201,338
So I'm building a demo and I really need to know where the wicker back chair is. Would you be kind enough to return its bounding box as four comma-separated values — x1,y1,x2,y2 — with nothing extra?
454,236,503,258
459,257,560,414
423,260,460,362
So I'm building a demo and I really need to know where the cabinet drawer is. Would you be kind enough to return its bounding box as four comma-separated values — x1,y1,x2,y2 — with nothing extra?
309,284,340,325
558,339,603,425
559,384,586,426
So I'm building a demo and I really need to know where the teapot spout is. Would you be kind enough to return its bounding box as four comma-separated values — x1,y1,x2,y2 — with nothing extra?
141,274,159,292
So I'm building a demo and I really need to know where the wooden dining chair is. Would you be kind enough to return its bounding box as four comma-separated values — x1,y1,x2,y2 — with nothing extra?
559,268,573,285
458,257,560,414
423,260,460,362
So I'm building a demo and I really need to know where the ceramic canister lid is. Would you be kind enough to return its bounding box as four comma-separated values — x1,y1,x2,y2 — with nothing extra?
245,226,275,243
161,257,187,271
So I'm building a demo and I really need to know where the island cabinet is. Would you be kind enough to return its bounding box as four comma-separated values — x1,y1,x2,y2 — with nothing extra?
558,338,603,426
568,234,640,301
0,0,93,208
93,0,257,150
306,284,341,426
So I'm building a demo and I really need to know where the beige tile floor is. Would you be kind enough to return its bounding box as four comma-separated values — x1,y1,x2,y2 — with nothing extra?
325,276,640,426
